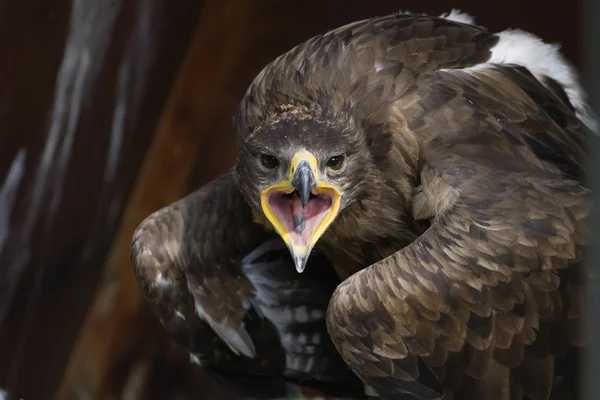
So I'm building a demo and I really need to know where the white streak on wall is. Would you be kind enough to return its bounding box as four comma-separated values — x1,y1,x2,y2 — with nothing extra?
0,150,29,325
0,149,26,257
104,0,156,186
104,64,127,184
0,388,22,400
0,0,123,330
46,0,123,217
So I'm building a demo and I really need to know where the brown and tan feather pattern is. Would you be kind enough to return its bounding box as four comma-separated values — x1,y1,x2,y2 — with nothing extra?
133,10,596,400
327,157,590,399
132,172,366,399
230,11,596,400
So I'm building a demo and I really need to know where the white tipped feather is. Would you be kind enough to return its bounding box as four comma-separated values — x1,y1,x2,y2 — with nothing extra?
189,353,203,366
485,29,596,132
436,10,597,132
453,24,598,133
192,299,256,358
439,9,476,25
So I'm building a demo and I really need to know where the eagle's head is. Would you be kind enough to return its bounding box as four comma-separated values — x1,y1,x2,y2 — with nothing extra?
234,108,379,273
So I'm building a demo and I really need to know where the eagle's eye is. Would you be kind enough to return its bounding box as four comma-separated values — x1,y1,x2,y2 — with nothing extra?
327,155,344,171
260,154,279,169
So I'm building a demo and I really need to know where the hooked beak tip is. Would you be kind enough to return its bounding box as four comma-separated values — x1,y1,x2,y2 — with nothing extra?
294,255,308,273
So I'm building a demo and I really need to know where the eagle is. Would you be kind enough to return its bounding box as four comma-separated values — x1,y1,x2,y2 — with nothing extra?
132,10,596,400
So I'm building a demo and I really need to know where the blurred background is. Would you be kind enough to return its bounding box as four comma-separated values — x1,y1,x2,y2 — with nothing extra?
0,0,592,399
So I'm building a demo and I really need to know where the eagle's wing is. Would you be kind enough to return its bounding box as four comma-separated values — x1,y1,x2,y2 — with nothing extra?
132,172,364,398
325,20,594,400
327,132,591,399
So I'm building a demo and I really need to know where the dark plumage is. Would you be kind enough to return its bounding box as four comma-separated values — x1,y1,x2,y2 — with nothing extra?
132,10,596,400
131,174,365,399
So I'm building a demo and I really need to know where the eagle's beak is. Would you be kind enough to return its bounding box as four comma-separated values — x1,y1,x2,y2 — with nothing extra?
260,151,341,273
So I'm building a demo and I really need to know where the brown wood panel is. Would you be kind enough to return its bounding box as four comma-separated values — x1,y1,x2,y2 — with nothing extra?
0,0,204,398
57,0,259,398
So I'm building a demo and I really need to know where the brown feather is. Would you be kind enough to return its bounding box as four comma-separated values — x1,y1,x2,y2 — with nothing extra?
232,11,595,400
135,10,596,400
131,172,366,398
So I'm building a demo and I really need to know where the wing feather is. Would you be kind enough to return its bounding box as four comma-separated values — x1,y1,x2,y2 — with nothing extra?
132,172,265,359
168,10,597,399
325,41,592,400
327,160,590,398
132,172,365,397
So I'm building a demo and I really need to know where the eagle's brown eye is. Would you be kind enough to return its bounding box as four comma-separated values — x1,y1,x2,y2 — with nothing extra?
260,154,279,169
327,155,344,171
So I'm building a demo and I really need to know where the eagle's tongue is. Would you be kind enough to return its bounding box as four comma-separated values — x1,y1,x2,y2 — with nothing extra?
292,196,307,234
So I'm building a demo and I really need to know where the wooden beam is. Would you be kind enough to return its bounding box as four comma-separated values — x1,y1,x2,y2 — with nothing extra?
0,1,203,398
55,0,259,397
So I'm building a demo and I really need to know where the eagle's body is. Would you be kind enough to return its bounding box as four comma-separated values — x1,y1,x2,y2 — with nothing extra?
132,10,595,400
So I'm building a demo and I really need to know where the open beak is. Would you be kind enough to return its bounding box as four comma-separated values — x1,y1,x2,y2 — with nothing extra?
260,151,341,273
